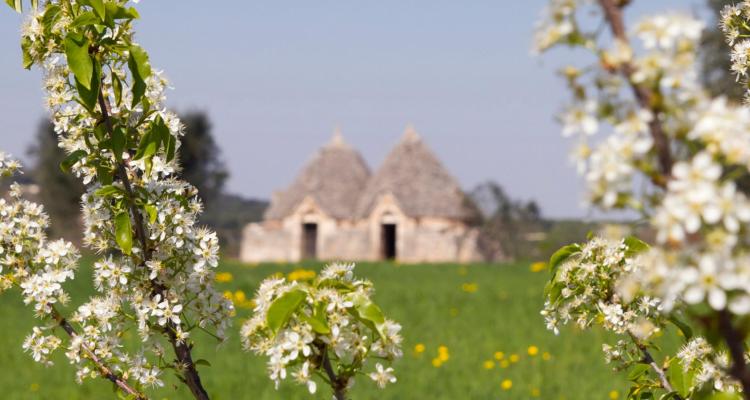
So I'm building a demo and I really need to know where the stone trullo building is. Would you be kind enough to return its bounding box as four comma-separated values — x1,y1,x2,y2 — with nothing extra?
240,127,486,263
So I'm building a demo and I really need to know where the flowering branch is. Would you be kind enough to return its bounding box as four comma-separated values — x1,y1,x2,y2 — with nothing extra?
242,263,402,398
628,332,680,398
50,306,146,400
597,0,672,183
96,75,209,400
4,1,234,398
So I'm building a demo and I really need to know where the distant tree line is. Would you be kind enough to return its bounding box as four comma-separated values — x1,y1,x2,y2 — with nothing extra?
27,111,267,256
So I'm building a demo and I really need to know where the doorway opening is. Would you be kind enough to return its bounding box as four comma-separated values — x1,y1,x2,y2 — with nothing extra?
381,223,397,260
302,223,318,259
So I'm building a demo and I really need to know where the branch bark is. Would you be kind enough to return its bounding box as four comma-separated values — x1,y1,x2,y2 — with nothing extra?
51,306,146,400
597,0,673,186
97,83,210,400
718,310,750,397
319,344,347,400
628,333,681,399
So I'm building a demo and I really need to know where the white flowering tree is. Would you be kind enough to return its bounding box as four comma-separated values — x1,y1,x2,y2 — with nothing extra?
242,263,403,400
2,1,234,399
537,0,750,399
2,2,402,399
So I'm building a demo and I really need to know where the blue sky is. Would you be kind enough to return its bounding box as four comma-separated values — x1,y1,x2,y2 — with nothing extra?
0,0,704,218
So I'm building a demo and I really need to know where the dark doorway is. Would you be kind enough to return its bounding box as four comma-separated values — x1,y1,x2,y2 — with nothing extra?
302,223,318,259
381,223,397,260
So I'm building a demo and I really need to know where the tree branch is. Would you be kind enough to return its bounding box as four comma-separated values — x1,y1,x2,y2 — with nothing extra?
318,344,347,400
97,81,210,400
628,333,681,399
718,310,750,397
597,0,673,186
50,306,146,400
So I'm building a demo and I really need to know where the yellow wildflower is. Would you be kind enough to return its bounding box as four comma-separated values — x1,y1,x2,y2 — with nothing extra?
30,383,39,392
414,343,425,354
287,268,316,281
531,388,540,397
530,261,547,272
501,379,513,390
509,354,520,363
527,345,539,356
483,360,495,370
215,272,233,283
542,352,552,361
609,390,619,400
494,351,505,360
500,360,510,368
432,358,442,368
438,346,450,362
234,290,246,303
461,283,478,293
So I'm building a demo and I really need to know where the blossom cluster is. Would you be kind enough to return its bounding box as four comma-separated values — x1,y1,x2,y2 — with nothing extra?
9,0,233,393
241,263,402,397
535,0,750,396
676,337,740,393
541,237,661,340
0,155,79,366
722,2,750,97
536,0,750,328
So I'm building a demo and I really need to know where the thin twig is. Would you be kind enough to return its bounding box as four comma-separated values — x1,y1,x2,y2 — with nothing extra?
628,332,681,399
50,306,146,400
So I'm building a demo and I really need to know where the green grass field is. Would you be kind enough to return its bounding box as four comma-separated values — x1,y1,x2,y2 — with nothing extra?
0,260,630,399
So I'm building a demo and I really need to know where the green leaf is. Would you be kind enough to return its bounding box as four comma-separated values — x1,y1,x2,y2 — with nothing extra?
705,393,744,400
111,126,125,161
194,359,211,367
112,73,123,107
60,150,87,172
95,185,124,198
144,204,158,224
627,363,650,382
548,244,580,277
152,116,175,162
20,37,33,69
5,0,21,13
75,58,101,111
127,45,151,107
624,236,649,257
41,5,62,28
668,359,694,398
266,289,307,334
302,302,330,334
70,11,100,28
105,3,139,20
669,316,693,340
355,299,385,326
115,212,133,255
64,33,93,90
96,166,113,185
133,130,160,161
80,0,105,20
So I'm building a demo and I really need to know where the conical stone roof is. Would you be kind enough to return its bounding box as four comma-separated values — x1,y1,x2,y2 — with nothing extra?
264,131,371,220
356,126,478,221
